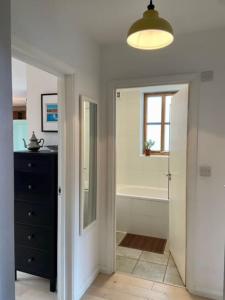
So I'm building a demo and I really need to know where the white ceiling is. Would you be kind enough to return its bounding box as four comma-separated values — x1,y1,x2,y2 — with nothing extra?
70,0,225,45
12,58,27,106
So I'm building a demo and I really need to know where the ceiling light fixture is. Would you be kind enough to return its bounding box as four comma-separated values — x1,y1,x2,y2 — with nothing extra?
127,0,174,50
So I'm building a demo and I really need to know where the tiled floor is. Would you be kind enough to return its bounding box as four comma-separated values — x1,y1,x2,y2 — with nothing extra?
16,272,57,300
116,231,184,287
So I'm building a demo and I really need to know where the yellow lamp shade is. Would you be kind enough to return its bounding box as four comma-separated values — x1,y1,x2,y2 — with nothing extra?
127,9,174,50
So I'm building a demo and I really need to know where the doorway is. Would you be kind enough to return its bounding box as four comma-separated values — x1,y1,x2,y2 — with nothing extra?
115,84,188,287
11,43,76,300
12,58,59,299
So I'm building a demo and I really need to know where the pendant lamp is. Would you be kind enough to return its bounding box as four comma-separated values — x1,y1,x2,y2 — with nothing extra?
127,0,174,50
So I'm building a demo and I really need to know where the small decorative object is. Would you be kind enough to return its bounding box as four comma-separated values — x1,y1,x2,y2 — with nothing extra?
23,131,44,152
144,139,155,156
41,94,58,132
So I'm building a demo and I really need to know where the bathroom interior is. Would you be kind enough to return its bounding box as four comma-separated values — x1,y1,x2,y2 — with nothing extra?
115,85,187,287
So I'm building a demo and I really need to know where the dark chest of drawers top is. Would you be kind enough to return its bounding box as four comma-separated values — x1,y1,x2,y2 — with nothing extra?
14,151,58,291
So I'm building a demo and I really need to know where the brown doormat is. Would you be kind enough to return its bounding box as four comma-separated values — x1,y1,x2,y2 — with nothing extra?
119,233,167,254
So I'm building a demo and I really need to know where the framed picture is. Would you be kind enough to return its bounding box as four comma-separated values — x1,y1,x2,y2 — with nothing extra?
41,93,58,132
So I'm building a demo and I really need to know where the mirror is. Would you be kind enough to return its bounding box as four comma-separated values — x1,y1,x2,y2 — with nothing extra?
80,97,97,232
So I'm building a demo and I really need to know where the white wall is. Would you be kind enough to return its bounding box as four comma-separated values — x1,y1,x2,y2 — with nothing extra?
0,1,15,300
116,89,168,189
26,64,58,146
101,27,225,299
11,1,101,299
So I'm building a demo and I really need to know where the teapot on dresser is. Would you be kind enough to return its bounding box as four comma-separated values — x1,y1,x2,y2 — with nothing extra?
23,131,44,152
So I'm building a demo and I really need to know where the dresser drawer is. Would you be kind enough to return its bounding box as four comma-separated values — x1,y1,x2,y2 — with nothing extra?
15,172,53,203
15,246,51,278
15,224,52,251
14,155,52,173
15,202,52,227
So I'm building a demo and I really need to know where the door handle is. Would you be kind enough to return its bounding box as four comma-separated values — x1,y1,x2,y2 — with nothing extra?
58,187,62,195
166,173,172,181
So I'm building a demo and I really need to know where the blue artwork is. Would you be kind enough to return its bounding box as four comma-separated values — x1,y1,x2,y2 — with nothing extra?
42,94,58,132
46,104,58,122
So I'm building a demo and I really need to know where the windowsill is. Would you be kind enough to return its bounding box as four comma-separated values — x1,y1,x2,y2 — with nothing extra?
140,154,169,158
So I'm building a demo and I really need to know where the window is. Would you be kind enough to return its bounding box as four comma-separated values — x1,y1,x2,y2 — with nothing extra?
143,92,175,155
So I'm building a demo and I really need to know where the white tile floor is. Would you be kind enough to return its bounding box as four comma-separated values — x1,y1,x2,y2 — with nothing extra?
116,231,184,287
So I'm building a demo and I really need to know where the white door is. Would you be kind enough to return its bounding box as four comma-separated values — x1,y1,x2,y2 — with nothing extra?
169,85,189,284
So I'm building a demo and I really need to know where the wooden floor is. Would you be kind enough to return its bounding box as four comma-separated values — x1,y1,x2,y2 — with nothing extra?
82,273,210,300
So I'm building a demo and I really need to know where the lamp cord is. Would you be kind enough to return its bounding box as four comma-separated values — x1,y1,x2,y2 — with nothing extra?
148,0,155,10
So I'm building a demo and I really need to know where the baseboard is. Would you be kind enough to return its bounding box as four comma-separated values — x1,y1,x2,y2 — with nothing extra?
188,287,223,300
99,266,114,275
78,266,100,300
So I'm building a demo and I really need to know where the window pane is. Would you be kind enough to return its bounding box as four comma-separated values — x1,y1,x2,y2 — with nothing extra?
146,124,161,151
147,97,162,123
165,96,172,123
164,124,170,152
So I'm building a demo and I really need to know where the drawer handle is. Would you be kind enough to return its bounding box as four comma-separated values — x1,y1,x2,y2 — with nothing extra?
27,257,34,264
27,234,34,240
27,211,34,217
28,185,32,190
27,163,32,168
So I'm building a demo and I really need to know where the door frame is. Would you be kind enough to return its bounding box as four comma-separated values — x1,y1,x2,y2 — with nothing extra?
12,37,78,300
104,73,200,292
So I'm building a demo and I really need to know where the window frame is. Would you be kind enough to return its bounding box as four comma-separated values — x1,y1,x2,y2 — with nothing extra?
143,92,176,156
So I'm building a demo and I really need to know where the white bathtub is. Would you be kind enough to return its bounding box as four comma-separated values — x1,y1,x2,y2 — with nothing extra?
116,185,169,239
117,185,168,201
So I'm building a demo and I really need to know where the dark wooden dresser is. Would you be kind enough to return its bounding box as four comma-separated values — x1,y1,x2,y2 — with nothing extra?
14,151,58,292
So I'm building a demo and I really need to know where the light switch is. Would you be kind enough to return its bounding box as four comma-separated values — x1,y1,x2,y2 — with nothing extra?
199,166,212,177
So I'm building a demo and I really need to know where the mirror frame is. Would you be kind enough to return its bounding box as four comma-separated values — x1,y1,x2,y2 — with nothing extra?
79,95,98,235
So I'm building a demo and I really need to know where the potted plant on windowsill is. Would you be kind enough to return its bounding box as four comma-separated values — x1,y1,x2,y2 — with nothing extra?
144,139,155,156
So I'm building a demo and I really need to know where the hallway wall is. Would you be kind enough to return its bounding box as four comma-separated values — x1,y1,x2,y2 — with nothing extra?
0,1,15,300
101,27,225,299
